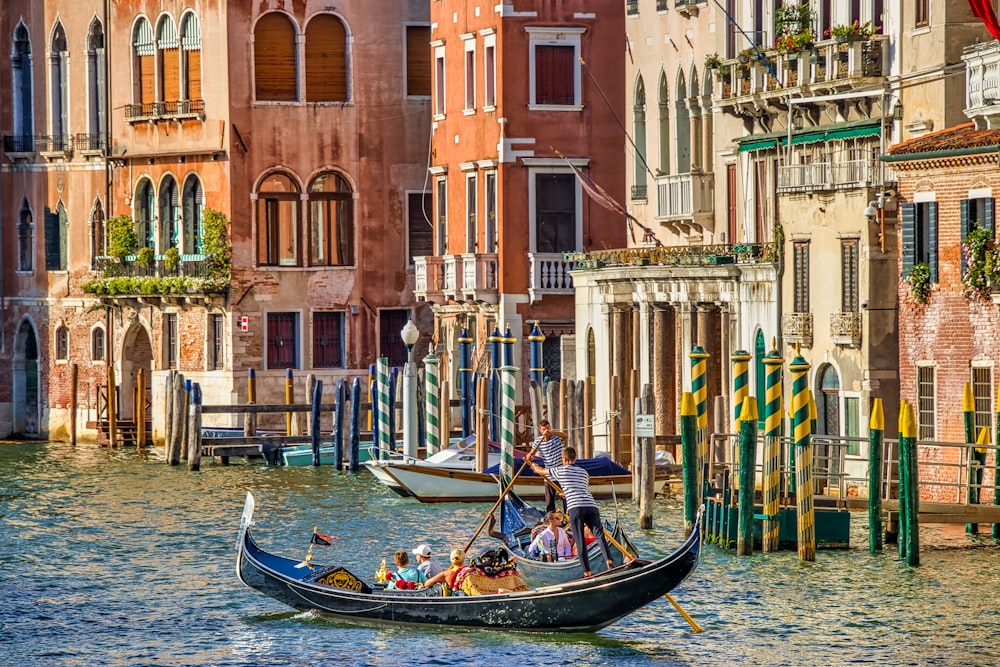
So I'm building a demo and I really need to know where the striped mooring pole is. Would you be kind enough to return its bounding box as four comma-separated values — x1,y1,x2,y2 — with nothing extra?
730,349,751,495
529,321,546,387
736,396,758,557
689,345,710,501
995,381,1000,539
789,348,815,561
499,365,517,486
458,327,473,439
489,326,502,443
761,343,784,553
868,398,884,553
376,356,391,461
898,400,920,566
423,347,440,457
963,383,987,534
680,392,699,537
502,323,516,368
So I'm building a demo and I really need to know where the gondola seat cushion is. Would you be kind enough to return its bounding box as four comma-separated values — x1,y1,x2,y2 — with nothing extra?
452,565,529,595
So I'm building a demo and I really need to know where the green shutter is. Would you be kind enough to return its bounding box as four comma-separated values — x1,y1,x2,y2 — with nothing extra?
928,201,939,283
960,199,970,273
986,198,995,234
900,203,915,278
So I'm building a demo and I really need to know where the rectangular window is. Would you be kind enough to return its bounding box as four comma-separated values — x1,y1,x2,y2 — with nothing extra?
484,171,497,253
901,201,938,283
407,191,433,263
844,396,860,455
313,312,345,368
463,38,476,111
534,172,577,253
972,366,993,437
267,312,298,370
527,28,583,108
727,164,737,244
165,313,178,369
405,26,431,96
434,46,446,116
841,239,858,312
793,241,810,313
435,176,448,254
483,40,496,108
210,314,223,371
917,365,935,440
379,309,410,366
466,172,477,253
915,0,929,28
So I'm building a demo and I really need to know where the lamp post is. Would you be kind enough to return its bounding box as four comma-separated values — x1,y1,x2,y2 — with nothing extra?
401,319,420,460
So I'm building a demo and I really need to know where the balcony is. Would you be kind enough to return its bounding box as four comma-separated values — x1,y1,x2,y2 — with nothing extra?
778,159,884,192
782,312,813,347
566,242,777,269
963,40,1000,129
528,252,575,302
414,256,444,302
716,35,888,112
414,254,497,304
830,311,862,346
85,254,228,306
94,254,217,280
125,99,206,123
36,134,72,159
74,132,107,156
655,172,714,220
675,0,707,16
460,253,498,303
2,134,35,158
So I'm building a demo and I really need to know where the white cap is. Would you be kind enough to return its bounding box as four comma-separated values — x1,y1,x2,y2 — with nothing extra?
412,544,432,558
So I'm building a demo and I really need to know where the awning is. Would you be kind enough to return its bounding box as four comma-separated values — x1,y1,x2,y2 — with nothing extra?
737,120,883,152
737,137,779,152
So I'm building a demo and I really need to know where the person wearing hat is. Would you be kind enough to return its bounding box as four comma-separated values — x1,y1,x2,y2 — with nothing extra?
412,544,443,579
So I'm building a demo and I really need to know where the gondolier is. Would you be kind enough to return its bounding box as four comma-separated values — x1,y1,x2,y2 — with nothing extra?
529,446,615,578
532,420,564,512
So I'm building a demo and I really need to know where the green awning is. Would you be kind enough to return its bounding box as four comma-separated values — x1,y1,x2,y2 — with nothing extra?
736,120,882,153
737,137,779,152
824,123,882,142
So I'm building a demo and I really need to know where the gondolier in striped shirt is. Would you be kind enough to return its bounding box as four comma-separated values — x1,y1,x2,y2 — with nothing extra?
532,420,564,513
529,446,614,578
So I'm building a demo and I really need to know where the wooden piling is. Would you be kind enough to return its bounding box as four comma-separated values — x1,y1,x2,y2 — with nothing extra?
180,380,191,461
632,396,642,494
899,401,920,566
583,380,593,459
868,398,884,553
610,376,621,462
285,369,294,436
310,379,323,466
566,380,577,451
349,378,361,471
167,374,185,465
136,368,146,448
529,379,543,439
333,379,345,470
165,371,175,456
546,380,560,429
639,383,655,530
476,377,488,472
245,369,257,440
736,397,758,556
187,383,202,471
306,373,316,436
70,363,78,446
107,363,118,448
559,380,569,439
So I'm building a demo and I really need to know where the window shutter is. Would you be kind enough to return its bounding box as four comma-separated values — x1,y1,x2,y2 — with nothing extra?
928,201,939,283
254,14,298,101
986,197,995,234
406,26,431,96
44,208,60,271
408,192,433,262
535,45,574,105
960,198,970,273
305,15,347,102
162,48,180,102
140,54,156,104
900,202,915,278
97,50,107,132
185,49,202,101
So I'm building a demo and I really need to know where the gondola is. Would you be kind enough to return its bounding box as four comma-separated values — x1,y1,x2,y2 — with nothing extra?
488,486,641,586
236,492,702,632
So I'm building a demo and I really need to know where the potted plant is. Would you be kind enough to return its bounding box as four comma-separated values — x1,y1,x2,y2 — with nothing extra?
164,246,181,274
905,261,932,304
961,223,998,301
825,20,878,43
136,246,155,269
774,28,815,56
705,53,722,70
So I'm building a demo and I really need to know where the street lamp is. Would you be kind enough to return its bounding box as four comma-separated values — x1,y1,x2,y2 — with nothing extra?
400,319,420,459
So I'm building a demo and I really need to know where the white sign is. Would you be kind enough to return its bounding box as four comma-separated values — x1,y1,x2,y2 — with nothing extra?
240,316,249,332
634,414,655,438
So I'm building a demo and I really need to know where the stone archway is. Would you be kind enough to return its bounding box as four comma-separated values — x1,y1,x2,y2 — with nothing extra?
120,323,153,426
12,319,40,437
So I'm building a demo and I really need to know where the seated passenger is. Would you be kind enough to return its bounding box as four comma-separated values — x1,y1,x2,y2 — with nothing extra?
388,550,425,589
527,511,572,562
424,548,468,592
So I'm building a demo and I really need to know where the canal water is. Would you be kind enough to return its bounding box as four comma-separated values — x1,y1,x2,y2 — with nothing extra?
2,441,999,667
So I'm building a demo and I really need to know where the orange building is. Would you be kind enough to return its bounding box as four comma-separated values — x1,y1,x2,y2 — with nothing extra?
0,1,432,440
416,0,627,394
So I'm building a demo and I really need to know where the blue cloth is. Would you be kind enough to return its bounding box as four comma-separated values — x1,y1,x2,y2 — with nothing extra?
484,455,628,477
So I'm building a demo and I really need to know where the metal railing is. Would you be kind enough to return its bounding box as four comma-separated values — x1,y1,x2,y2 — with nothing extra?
781,311,813,346
74,132,107,152
94,254,213,280
36,134,72,153
125,99,205,121
2,135,35,153
566,242,777,269
655,171,714,219
830,311,862,343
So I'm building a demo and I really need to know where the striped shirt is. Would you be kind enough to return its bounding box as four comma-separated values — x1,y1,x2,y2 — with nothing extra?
549,463,596,510
535,433,564,469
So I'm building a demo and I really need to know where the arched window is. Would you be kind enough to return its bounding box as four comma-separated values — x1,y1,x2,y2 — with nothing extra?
157,16,180,105
675,71,691,174
254,13,298,101
305,14,348,102
632,76,647,200
92,326,106,361
135,178,155,249
308,172,354,266
49,22,69,150
818,364,841,436
91,197,105,267
18,198,34,272
12,23,34,147
658,72,670,176
132,17,155,107
182,175,204,254
86,19,106,144
44,200,68,271
180,13,202,105
159,176,180,250
256,172,301,266
55,325,69,361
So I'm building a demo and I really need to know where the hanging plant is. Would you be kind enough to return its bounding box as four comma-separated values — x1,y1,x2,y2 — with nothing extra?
201,208,232,281
905,262,931,304
106,215,138,260
961,223,998,301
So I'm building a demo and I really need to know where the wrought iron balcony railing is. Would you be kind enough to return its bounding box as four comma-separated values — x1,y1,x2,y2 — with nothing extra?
125,99,206,121
94,254,215,280
36,134,72,153
3,135,35,153
74,132,107,153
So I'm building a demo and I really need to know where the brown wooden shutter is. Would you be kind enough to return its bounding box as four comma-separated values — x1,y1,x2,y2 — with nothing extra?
408,192,433,262
305,15,347,102
162,48,180,102
255,14,298,101
140,54,155,104
406,26,431,96
186,50,202,101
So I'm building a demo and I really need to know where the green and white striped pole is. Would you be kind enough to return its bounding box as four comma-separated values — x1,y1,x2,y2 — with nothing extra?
423,348,440,458
689,345,710,502
868,398,884,553
500,365,517,487
376,356,391,461
761,344,784,553
789,348,814,561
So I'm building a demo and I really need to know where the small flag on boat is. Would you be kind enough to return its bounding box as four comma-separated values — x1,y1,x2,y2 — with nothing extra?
311,529,335,545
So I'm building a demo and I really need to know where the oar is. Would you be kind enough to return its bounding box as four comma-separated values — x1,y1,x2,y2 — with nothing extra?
463,441,542,553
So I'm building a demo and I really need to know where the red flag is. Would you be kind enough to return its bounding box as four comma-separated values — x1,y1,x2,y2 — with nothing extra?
311,532,335,545
969,0,1000,41
559,155,661,245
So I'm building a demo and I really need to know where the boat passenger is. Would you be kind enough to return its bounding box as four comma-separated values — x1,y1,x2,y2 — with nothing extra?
412,544,443,579
527,511,572,562
531,420,565,513
388,550,425,589
529,446,614,578
424,548,468,593
570,525,598,557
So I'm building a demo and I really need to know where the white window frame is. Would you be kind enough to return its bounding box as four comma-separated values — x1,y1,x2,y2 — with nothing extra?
482,30,496,110
434,173,448,255
463,166,478,252
432,42,446,119
462,33,476,113
525,27,585,111
526,163,584,253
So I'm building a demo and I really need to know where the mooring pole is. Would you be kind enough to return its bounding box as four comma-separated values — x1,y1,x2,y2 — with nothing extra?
868,398,885,553
736,396,758,557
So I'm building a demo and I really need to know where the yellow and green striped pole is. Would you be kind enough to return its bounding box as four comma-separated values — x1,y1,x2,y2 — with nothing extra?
868,398,885,553
499,365,517,487
994,382,1000,539
761,343,784,553
736,396,758,556
898,400,920,566
377,356,391,461
680,392,699,537
689,345,710,502
964,383,986,534
730,349,752,494
423,349,440,457
789,347,814,561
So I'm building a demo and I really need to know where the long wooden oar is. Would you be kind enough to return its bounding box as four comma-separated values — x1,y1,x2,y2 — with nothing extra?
463,441,542,553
